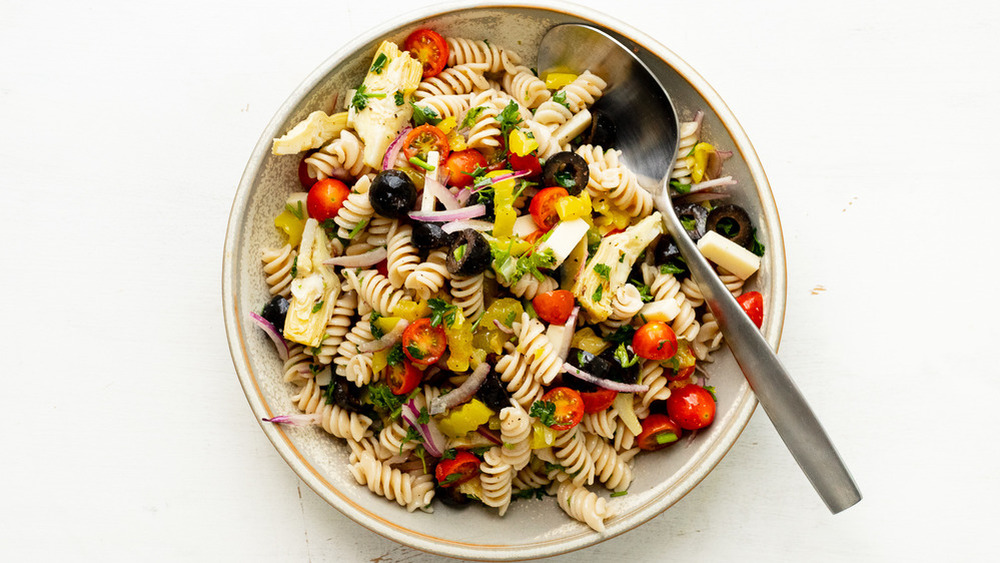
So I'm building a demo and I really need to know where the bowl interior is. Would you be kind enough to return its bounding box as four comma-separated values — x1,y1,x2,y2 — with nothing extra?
223,2,785,560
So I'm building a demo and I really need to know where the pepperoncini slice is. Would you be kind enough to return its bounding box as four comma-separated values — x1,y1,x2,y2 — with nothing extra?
509,129,538,157
531,421,556,449
690,142,715,183
444,310,477,372
473,298,524,354
488,170,517,238
545,72,578,90
437,399,494,438
392,299,431,321
555,192,592,222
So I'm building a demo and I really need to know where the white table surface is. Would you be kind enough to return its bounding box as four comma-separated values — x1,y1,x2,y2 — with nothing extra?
3,0,998,560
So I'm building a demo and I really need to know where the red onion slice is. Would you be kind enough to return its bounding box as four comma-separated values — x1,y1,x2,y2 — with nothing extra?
357,319,409,353
323,248,387,268
476,427,502,445
469,169,531,193
455,188,472,205
442,219,494,234
250,312,289,361
409,204,485,223
262,413,321,426
555,306,579,360
690,176,737,191
423,176,460,210
493,319,514,334
429,363,491,415
381,127,411,170
401,400,447,457
562,363,649,392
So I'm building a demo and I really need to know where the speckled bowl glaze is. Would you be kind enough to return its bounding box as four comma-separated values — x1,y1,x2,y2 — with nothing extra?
223,1,785,559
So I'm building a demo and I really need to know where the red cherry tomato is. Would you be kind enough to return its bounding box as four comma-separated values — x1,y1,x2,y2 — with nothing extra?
375,259,389,278
667,365,696,382
737,291,764,328
401,318,448,366
636,414,683,450
404,29,449,78
532,290,576,325
523,229,546,245
632,321,678,361
507,153,542,180
385,358,422,395
298,155,318,189
666,385,717,430
306,178,350,222
540,387,585,431
444,149,487,188
435,451,480,487
579,388,618,414
401,124,450,163
529,186,569,231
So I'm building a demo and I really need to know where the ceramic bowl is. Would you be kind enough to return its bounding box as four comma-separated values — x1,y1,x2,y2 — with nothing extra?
223,1,785,559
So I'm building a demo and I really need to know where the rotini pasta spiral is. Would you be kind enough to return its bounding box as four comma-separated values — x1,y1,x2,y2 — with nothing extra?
464,89,503,150
349,450,435,512
347,434,394,464
365,216,394,247
638,359,671,409
557,70,607,113
581,407,618,440
612,422,638,453
450,273,485,321
511,462,552,493
501,66,550,108
551,426,596,487
292,378,372,441
512,312,562,386
386,222,420,288
405,249,449,301
333,175,374,240
412,94,471,120
333,313,373,380
282,344,314,385
345,351,376,387
556,480,614,532
305,129,370,180
602,284,644,330
311,289,358,365
478,446,514,516
346,269,407,316
446,37,521,74
691,311,725,362
671,111,704,189
643,263,700,342
680,265,745,308
414,63,490,99
499,402,532,470
261,244,296,297
495,344,544,410
532,98,573,129
584,434,636,492
600,166,654,218
508,274,558,300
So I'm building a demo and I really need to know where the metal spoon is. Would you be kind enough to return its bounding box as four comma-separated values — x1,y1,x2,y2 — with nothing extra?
537,23,861,514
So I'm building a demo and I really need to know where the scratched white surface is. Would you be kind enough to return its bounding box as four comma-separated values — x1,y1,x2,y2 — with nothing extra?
2,0,998,560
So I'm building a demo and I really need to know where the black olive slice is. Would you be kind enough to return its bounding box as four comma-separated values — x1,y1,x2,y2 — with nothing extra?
567,348,616,381
674,203,708,242
260,295,290,333
330,378,367,414
436,485,473,507
541,152,589,195
446,229,491,276
579,110,618,148
653,236,681,265
706,204,754,248
597,344,640,384
411,221,451,250
475,371,511,412
370,170,417,218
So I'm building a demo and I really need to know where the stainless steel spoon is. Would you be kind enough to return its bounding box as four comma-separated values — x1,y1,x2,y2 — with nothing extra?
537,23,861,514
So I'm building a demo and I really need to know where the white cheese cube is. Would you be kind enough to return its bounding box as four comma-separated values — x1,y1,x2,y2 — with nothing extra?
536,218,590,267
513,214,539,238
696,230,761,280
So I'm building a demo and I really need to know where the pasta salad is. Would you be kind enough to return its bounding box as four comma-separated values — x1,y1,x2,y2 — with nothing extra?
253,28,766,533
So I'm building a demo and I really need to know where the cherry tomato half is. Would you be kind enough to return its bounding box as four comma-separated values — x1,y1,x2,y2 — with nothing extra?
298,155,318,189
435,451,480,487
401,318,448,366
540,387,585,431
385,358,422,395
532,290,576,325
444,149,487,188
636,414,683,451
402,124,450,163
529,186,569,231
666,385,716,431
632,321,678,361
665,340,696,381
579,388,618,414
306,178,350,222
523,229,546,245
667,365,696,383
375,259,389,279
737,291,764,328
404,29,449,79
507,153,542,180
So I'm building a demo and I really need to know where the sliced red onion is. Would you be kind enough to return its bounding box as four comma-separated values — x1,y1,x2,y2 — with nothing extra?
250,312,289,361
455,188,472,205
423,176,460,210
493,319,514,334
442,219,494,234
357,319,409,353
470,169,531,193
476,427,502,445
429,363,491,415
554,307,579,360
673,191,732,206
690,176,738,191
262,413,321,426
381,127,411,170
401,400,447,457
409,204,485,223
562,363,649,392
323,247,387,268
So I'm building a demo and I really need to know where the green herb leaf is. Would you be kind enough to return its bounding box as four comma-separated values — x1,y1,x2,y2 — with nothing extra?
460,105,487,129
529,400,557,427
427,298,458,328
591,284,603,302
285,200,304,220
290,256,298,279
409,101,441,126
593,263,610,281
347,218,369,240
469,446,491,457
441,472,465,485
370,53,388,74
614,342,640,368
512,487,549,501
498,101,522,143
750,228,766,257
629,279,654,303
394,90,404,105
350,84,386,111
543,462,564,473
368,383,406,418
660,261,686,275
386,343,405,366
311,300,324,313
406,344,425,360
680,217,697,231
417,406,430,425
669,179,691,194
605,325,636,345
552,90,569,109
553,170,576,189
370,312,385,339
400,426,422,453
441,448,457,460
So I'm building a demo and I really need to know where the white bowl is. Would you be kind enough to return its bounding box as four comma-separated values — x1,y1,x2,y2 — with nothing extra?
223,1,786,559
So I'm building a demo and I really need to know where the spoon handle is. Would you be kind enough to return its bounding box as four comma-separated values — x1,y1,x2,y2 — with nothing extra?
655,193,862,513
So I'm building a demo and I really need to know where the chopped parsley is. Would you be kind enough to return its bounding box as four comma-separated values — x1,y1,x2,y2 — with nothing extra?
441,448,457,460
604,325,636,345
367,383,406,419
393,90,404,105
512,487,549,501
460,105,487,129
498,100,522,143
400,426,422,453
284,200,304,220
660,261,686,275
440,472,466,485
553,170,576,189
347,218,368,240
369,53,388,74
290,256,298,279
409,101,441,126
529,400,557,427
468,446,491,457
629,279,654,303
311,301,324,314
591,284,603,302
614,342,640,368
670,179,691,194
369,312,385,339
552,90,569,109
593,263,610,281
350,84,386,111
750,228,766,257
386,343,405,366
417,406,430,424
428,298,459,328
406,344,425,360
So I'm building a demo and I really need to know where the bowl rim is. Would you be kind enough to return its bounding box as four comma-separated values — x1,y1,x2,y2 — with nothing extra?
223,0,786,559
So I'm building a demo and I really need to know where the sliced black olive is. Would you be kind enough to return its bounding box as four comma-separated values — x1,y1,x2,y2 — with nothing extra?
370,169,417,218
475,371,511,412
567,348,616,381
674,203,708,242
579,109,617,148
446,229,491,276
411,221,452,250
541,152,589,195
653,236,681,265
329,378,367,414
260,295,289,333
436,484,473,507
597,344,640,384
706,203,754,248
